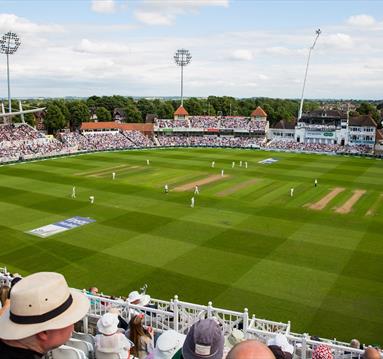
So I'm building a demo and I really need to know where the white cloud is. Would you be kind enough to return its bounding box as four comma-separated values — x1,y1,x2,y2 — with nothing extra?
74,39,132,54
321,33,354,49
134,0,229,26
230,49,253,61
0,13,63,34
91,0,117,13
134,11,173,26
347,14,376,27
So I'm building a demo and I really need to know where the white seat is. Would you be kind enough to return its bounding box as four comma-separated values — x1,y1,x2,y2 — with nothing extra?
66,338,93,358
72,332,95,350
95,351,120,359
51,345,87,359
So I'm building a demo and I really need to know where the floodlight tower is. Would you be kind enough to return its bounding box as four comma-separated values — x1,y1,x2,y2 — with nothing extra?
298,29,321,120
0,31,21,113
174,49,192,106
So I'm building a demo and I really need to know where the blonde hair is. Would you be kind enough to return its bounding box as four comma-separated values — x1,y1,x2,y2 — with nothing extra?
128,315,151,356
0,285,10,306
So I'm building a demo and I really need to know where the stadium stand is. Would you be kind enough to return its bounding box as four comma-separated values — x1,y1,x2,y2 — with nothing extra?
0,269,377,359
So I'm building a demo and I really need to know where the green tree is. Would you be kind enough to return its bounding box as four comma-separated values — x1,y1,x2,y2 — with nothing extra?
44,104,66,134
68,101,90,130
95,107,112,121
123,103,142,123
137,99,156,121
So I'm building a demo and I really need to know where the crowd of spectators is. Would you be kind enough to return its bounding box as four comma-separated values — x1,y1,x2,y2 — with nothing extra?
157,135,265,148
0,123,376,164
267,139,373,155
124,130,155,147
155,117,268,132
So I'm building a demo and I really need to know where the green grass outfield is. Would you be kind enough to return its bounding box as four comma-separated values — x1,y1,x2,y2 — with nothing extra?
0,148,382,343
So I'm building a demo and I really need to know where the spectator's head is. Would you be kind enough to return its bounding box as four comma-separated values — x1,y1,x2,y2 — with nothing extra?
363,347,381,359
267,334,294,359
89,287,99,295
227,340,275,359
182,318,224,359
0,272,90,354
350,339,361,349
312,345,333,359
97,313,119,335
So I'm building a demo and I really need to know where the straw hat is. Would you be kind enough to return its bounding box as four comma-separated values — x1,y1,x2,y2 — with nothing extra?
0,272,90,340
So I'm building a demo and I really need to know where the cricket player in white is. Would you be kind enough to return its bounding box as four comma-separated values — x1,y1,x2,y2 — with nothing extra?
232,161,235,168
314,179,318,187
71,186,76,199
211,161,215,168
164,184,169,193
194,185,200,195
221,169,224,177
89,195,95,204
290,188,294,197
245,161,248,169
240,161,242,167
191,197,195,208
112,172,116,180
146,159,150,165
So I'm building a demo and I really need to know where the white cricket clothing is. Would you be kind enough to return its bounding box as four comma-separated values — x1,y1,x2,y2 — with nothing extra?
164,184,169,193
71,187,76,199
112,172,116,180
232,161,235,168
290,188,294,197
221,169,224,177
211,161,215,168
191,197,195,208
194,186,200,195
240,161,242,167
245,162,248,168
90,196,95,204
146,159,150,165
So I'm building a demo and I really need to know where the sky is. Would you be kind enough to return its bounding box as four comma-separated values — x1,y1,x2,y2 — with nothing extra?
0,0,383,99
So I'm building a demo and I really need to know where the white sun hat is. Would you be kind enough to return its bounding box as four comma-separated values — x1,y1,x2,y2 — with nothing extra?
154,330,186,359
0,272,90,340
127,290,151,306
97,313,120,335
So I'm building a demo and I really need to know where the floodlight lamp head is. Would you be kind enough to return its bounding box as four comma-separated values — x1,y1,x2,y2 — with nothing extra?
0,31,21,55
174,48,192,67
316,29,321,36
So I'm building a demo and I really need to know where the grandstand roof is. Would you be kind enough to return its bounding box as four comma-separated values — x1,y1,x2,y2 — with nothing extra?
349,115,377,127
251,106,267,117
174,105,189,116
272,119,296,129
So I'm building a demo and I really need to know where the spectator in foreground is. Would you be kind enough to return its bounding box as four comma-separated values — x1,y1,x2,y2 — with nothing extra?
182,318,224,359
0,271,89,358
128,313,154,359
95,312,132,359
363,347,381,359
227,340,275,359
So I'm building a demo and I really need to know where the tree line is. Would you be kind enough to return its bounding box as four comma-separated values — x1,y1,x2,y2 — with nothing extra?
4,96,382,134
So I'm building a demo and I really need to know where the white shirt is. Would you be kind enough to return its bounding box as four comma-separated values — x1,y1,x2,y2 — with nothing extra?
95,332,131,359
